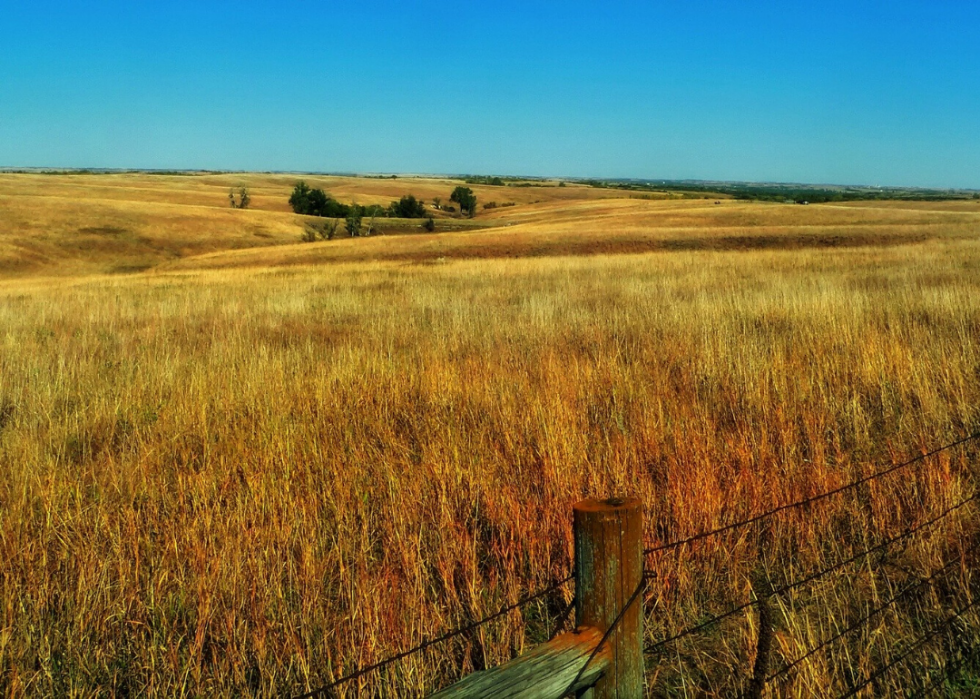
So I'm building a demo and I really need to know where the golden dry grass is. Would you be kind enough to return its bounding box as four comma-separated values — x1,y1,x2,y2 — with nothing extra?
6,171,976,278
0,172,622,277
1,174,980,696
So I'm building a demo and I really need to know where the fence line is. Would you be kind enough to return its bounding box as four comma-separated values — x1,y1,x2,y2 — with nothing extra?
567,574,649,692
768,538,980,686
291,573,573,699
643,430,980,557
645,489,978,657
909,640,980,699
839,595,980,698
288,430,980,697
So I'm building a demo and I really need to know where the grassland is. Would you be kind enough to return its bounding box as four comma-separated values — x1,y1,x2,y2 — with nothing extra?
1,173,980,696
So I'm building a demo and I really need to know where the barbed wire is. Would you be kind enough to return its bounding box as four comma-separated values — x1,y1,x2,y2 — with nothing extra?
645,598,758,656
290,572,573,699
549,596,576,638
565,573,650,694
645,492,978,656
838,596,980,698
292,432,980,697
772,493,977,597
908,639,980,699
768,539,980,686
643,432,980,557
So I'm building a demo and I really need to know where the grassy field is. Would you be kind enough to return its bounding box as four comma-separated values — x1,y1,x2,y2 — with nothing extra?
1,173,980,696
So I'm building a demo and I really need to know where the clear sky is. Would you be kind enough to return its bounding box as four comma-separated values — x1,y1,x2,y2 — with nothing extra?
1,1,978,188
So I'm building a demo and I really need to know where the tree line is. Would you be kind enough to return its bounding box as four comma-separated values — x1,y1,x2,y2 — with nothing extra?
289,182,432,219
290,182,479,218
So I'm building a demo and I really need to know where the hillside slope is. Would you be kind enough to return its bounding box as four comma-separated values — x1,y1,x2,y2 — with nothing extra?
1,172,977,277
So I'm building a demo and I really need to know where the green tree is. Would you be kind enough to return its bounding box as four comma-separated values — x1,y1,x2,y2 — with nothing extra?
388,194,426,218
289,182,349,217
289,181,312,214
345,208,362,237
450,186,477,217
422,216,435,232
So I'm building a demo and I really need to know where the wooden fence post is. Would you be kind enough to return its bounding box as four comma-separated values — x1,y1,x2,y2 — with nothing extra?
573,497,644,698
432,496,643,698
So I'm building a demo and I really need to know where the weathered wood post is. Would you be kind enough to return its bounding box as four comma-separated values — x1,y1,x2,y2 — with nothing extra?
573,497,644,698
431,496,643,698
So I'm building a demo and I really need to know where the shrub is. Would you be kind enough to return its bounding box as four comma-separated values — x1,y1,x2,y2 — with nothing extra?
422,216,435,232
483,202,498,210
322,220,339,240
228,187,250,209
300,219,339,242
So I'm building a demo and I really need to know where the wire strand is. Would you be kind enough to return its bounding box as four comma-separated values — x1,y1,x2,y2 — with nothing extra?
643,432,980,557
566,574,649,694
772,493,977,598
290,573,573,699
838,596,980,698
768,539,980,685
908,639,980,699
646,598,758,655
549,596,576,639
645,493,977,656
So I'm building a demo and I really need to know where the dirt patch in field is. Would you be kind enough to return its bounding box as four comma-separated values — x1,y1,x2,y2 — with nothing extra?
658,232,932,252
109,263,156,274
78,226,130,236
359,230,934,265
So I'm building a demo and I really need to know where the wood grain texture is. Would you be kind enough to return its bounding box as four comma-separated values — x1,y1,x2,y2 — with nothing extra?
573,498,644,698
430,626,609,698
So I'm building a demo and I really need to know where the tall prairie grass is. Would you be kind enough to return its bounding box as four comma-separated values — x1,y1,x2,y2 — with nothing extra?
1,239,979,696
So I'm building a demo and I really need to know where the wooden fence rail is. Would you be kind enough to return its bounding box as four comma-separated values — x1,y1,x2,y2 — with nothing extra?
433,497,643,698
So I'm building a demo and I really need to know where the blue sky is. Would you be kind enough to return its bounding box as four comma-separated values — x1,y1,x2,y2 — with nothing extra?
1,1,978,187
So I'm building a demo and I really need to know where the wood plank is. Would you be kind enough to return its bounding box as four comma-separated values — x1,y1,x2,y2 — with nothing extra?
430,626,609,698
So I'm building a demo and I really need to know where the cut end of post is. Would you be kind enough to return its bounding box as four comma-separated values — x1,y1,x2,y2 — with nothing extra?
574,496,641,514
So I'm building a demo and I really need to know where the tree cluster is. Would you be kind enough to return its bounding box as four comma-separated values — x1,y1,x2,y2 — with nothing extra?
289,182,348,217
388,194,426,218
292,182,485,243
465,176,505,186
289,183,430,220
